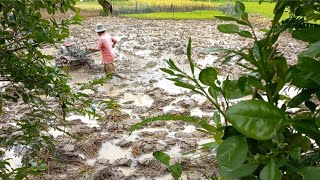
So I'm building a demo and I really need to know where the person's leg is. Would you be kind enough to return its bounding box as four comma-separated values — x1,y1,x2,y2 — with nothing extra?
104,64,112,76
109,63,115,74
105,63,125,79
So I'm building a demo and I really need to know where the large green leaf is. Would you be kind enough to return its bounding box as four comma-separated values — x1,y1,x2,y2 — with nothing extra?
300,41,320,58
289,147,301,160
208,87,219,100
199,67,218,87
168,163,182,180
259,159,282,180
241,12,249,21
292,57,320,88
222,79,252,99
153,151,170,166
238,31,252,38
217,24,240,34
246,75,265,90
235,1,245,16
292,27,320,43
221,162,259,178
222,126,242,140
226,100,285,140
217,136,248,169
287,133,311,152
291,120,320,146
298,166,320,180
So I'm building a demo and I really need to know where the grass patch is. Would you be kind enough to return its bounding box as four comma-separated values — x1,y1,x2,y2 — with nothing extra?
242,2,278,18
121,10,224,20
75,2,102,10
75,1,289,20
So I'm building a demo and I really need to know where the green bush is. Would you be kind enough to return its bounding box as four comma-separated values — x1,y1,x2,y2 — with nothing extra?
130,0,320,179
0,0,115,179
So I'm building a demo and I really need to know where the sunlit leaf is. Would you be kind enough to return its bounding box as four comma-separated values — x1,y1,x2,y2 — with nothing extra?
238,31,252,38
235,1,245,16
260,159,282,180
153,151,170,166
199,67,218,87
221,162,259,178
299,167,320,180
217,24,240,34
300,41,320,58
168,163,182,180
222,79,252,99
226,100,285,140
217,136,248,169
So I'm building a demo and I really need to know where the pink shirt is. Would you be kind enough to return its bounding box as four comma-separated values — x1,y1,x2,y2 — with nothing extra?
96,33,117,64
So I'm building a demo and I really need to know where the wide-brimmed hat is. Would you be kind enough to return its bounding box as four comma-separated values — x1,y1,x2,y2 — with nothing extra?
95,23,106,32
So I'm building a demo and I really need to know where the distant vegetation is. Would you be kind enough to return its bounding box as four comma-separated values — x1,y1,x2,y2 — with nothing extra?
122,10,224,19
76,0,280,19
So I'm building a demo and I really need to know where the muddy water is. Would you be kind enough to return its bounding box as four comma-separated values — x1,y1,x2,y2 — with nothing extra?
97,141,132,163
21,16,306,179
120,93,154,107
3,149,22,170
66,114,100,128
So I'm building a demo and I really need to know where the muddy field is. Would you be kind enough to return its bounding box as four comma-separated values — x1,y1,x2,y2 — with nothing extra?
4,16,305,179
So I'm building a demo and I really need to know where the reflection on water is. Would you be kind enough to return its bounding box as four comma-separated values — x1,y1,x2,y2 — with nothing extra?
66,114,99,128
120,93,154,107
3,149,22,170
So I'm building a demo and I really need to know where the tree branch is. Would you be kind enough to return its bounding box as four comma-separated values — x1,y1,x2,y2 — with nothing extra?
6,44,39,53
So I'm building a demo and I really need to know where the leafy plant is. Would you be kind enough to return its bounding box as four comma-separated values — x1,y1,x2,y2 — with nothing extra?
153,151,183,180
0,0,115,179
131,0,320,179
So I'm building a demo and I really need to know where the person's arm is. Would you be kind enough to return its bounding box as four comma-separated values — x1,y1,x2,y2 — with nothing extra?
87,48,99,52
111,37,117,48
87,39,103,52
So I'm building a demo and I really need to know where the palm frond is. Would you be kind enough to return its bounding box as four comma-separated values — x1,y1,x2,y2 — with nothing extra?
278,16,320,32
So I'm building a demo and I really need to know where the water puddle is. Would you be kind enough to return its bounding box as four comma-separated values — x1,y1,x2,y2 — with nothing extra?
135,50,152,59
80,89,95,95
3,149,22,170
120,93,154,107
198,55,218,68
48,127,69,138
122,109,140,120
78,153,86,159
66,114,99,128
165,144,181,158
86,158,97,166
155,78,188,94
137,153,153,161
163,105,184,114
97,141,132,163
118,167,135,176
190,107,213,118
181,125,196,133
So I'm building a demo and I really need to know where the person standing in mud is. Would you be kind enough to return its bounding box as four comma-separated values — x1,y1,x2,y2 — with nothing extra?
88,23,123,78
